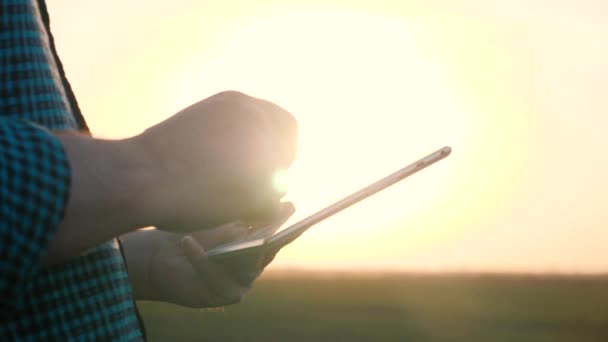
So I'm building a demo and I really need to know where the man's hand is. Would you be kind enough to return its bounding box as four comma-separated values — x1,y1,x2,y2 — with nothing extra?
49,91,296,264
121,202,295,307
139,91,298,232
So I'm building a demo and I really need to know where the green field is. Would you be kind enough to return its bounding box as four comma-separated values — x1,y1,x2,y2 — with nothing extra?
138,271,608,341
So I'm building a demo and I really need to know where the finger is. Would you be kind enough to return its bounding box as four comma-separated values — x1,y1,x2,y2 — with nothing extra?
245,96,297,164
274,201,296,223
239,191,283,225
246,200,295,228
262,253,277,269
217,255,264,287
180,236,212,276
251,97,298,166
262,245,282,268
188,221,250,250
246,202,295,240
180,236,236,298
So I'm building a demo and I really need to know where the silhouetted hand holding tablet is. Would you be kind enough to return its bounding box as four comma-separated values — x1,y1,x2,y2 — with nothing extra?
121,203,295,308
54,90,299,308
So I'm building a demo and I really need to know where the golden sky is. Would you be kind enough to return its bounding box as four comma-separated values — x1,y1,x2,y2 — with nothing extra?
48,0,608,273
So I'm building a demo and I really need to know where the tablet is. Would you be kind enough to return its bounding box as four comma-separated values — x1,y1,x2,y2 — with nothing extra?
207,146,452,261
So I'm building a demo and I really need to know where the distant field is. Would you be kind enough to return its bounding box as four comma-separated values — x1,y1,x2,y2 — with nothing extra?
138,271,608,341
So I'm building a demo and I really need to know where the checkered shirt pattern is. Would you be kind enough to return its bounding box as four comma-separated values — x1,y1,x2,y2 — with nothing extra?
1,0,143,340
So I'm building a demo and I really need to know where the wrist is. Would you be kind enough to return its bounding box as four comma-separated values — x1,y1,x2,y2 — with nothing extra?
111,135,158,228
49,133,157,262
78,134,156,230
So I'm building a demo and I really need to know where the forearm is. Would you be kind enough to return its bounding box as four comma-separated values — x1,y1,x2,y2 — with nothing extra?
41,91,297,265
43,133,156,264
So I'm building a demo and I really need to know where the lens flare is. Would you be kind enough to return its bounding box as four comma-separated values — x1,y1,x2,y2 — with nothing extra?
273,169,290,194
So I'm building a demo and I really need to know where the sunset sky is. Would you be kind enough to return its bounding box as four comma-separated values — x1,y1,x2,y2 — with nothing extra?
47,0,608,273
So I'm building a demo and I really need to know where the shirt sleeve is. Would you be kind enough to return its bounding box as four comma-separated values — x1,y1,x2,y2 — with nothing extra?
0,118,71,315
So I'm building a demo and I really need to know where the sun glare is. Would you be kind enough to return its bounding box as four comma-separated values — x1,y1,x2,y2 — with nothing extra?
165,7,520,267
166,9,471,263
232,11,464,256
272,169,290,194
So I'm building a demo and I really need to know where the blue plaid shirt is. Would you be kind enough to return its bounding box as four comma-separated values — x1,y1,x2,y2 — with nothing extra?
1,0,144,340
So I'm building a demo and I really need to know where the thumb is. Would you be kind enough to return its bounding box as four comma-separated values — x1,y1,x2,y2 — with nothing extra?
180,236,218,280
180,236,209,270
180,236,241,304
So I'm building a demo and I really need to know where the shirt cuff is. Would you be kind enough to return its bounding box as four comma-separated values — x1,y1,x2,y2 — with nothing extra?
0,118,71,312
